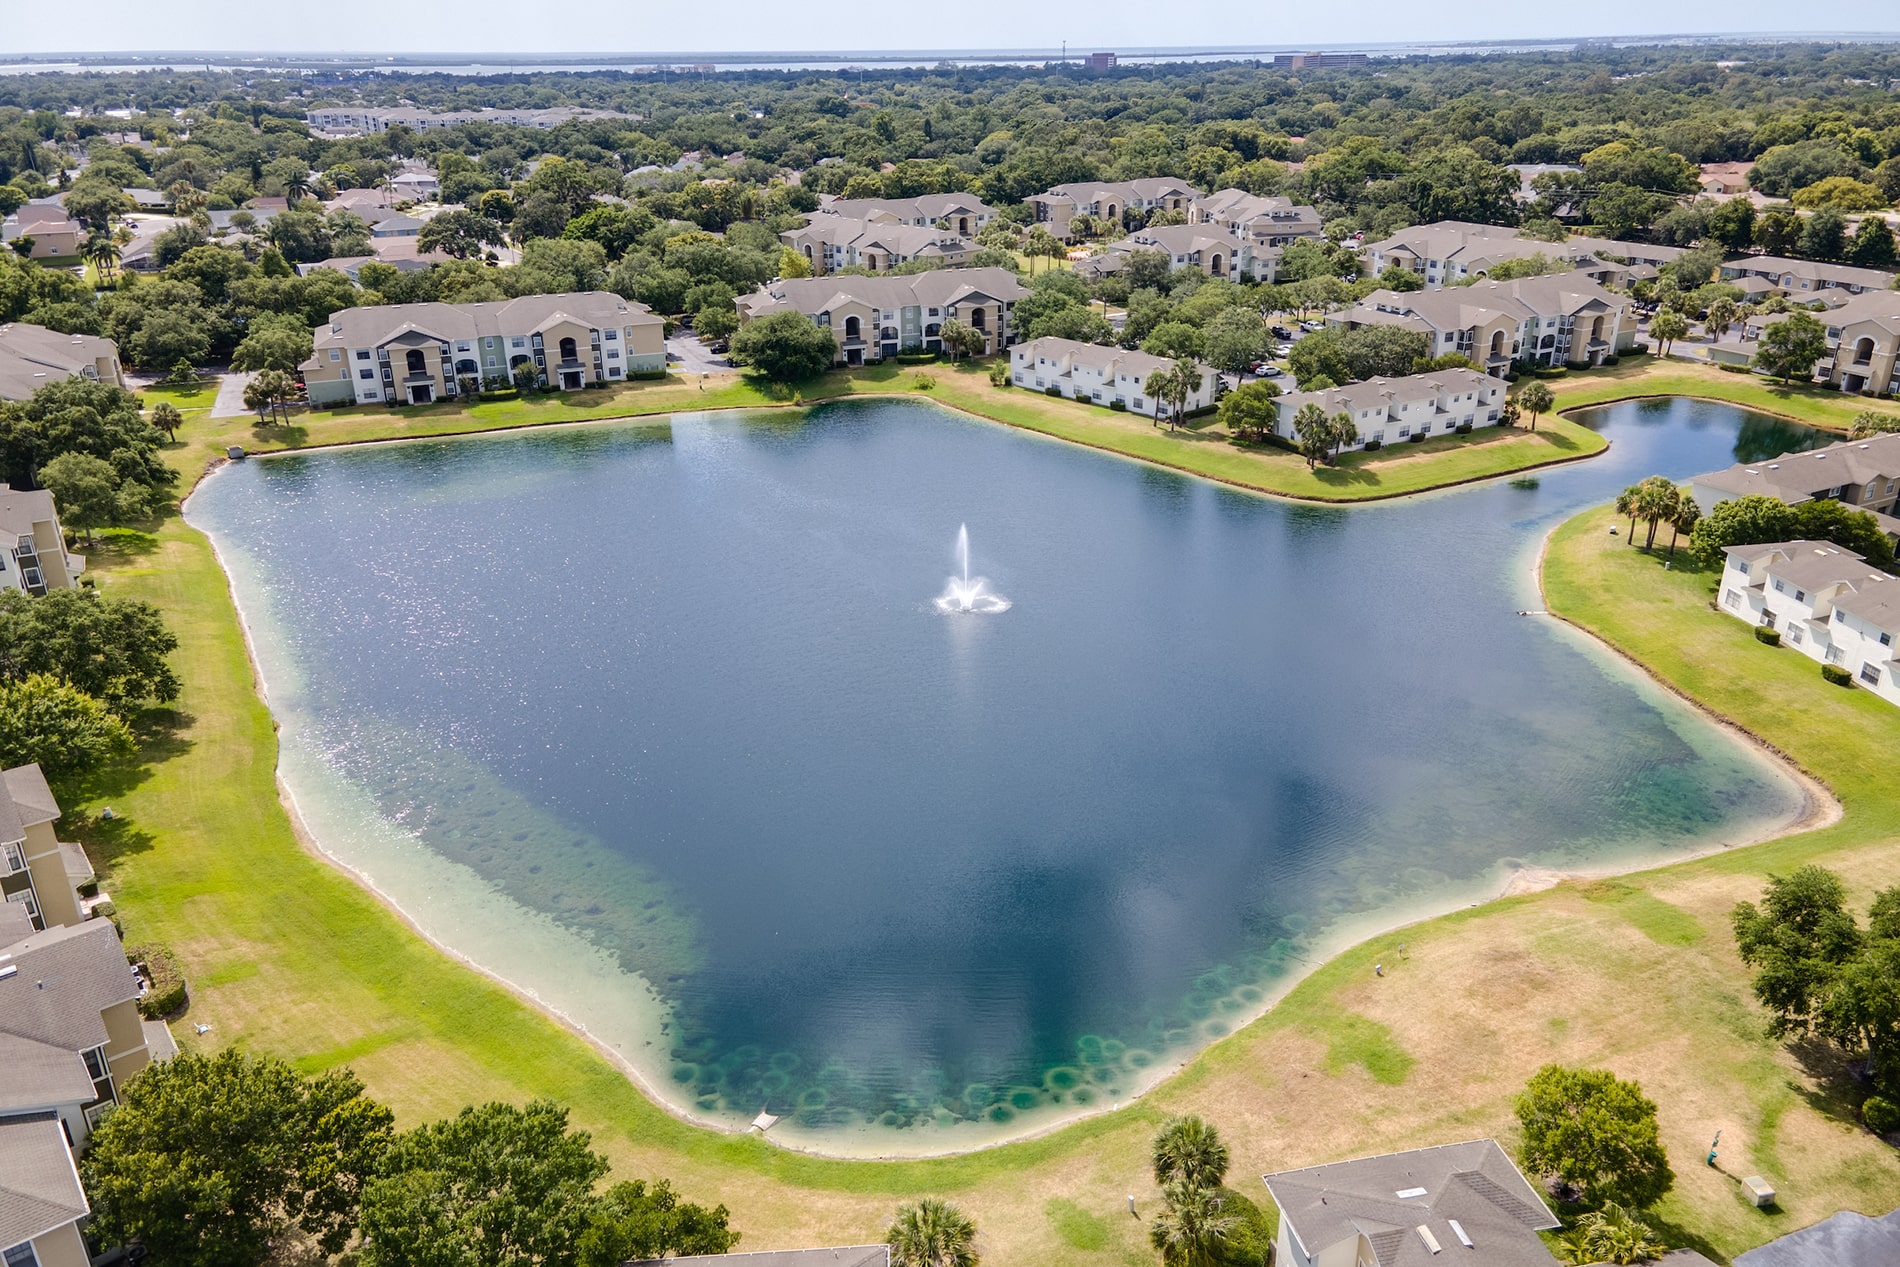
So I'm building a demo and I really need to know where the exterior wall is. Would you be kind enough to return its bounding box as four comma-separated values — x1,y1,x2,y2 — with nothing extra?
24,1221,92,1267
22,227,81,260
102,996,152,1088
1273,380,1503,451
1829,321,1900,396
28,518,75,590
305,356,356,406
537,318,602,389
821,300,878,365
21,820,81,929
1715,558,1900,708
383,340,450,404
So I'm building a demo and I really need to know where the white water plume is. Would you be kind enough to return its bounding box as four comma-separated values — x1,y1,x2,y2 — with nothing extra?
934,523,1011,614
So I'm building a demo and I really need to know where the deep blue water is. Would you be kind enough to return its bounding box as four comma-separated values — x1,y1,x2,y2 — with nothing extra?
187,395,1814,1133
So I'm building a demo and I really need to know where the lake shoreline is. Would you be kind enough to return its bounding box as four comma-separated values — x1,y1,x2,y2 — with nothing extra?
175,398,1833,1162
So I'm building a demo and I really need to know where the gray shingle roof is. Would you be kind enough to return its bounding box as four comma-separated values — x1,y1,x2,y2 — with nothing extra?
0,1115,89,1250
1734,1208,1900,1267
1264,1139,1560,1267
0,323,120,403
311,293,661,359
1696,432,1900,507
0,763,58,846
0,1031,96,1112
0,919,137,1053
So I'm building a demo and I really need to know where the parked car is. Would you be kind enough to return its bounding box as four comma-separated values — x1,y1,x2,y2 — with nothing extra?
1270,326,1294,340
1300,320,1324,332
709,340,730,354
1257,364,1283,377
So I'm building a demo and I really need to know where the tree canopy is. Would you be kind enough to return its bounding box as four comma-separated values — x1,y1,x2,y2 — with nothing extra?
1516,1064,1675,1210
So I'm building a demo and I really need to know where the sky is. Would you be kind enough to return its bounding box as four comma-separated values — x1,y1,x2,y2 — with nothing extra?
0,4,1894,58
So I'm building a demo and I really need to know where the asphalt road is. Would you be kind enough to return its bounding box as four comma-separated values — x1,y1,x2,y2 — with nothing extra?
666,335,731,375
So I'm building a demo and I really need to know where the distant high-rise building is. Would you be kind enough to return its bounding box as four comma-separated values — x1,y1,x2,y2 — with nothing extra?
1281,52,1369,69
1087,52,1117,71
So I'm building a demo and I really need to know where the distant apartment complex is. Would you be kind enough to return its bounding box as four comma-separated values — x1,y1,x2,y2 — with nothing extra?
0,322,125,402
301,293,665,406
1271,368,1505,451
1719,540,1900,705
1362,220,1682,289
1187,189,1325,248
1328,273,1636,371
1277,51,1370,69
1743,293,1900,396
812,193,998,237
1098,223,1278,282
1009,337,1219,413
780,216,974,275
304,105,638,134
738,268,1026,365
1720,255,1897,299
1691,430,1900,532
1029,179,1200,241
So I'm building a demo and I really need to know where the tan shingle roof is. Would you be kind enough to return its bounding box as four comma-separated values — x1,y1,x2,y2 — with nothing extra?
0,920,137,1053
0,1031,96,1112
0,1116,89,1249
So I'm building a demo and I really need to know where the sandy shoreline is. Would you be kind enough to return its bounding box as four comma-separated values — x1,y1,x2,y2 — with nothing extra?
172,429,1840,1163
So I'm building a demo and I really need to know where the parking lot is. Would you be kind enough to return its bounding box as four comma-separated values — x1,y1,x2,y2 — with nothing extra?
665,334,732,375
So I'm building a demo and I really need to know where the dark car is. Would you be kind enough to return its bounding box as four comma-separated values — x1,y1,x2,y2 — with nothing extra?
1270,326,1294,340
709,340,730,354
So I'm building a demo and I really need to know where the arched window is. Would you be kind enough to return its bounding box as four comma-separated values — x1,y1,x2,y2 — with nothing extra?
970,308,987,330
404,349,426,375
558,336,578,362
1209,254,1225,277
1590,316,1605,343
455,358,478,376
844,316,861,340
1489,331,1505,358
1854,337,1877,365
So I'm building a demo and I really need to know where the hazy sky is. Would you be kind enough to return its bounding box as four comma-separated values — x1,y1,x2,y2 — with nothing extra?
1,5,1891,57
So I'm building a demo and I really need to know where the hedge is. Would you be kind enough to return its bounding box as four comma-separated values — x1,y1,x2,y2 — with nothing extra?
127,943,188,1018
1822,663,1853,686
1754,626,1781,646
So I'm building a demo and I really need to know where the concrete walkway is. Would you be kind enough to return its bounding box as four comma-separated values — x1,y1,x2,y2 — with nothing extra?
210,370,256,419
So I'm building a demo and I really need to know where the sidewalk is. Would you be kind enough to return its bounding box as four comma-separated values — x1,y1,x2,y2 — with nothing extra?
210,370,256,419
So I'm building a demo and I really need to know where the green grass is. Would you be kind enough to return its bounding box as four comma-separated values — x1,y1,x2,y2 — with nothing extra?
1045,1199,1111,1251
1312,1014,1416,1086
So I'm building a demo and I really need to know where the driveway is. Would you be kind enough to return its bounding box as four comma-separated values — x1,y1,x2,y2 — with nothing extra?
666,335,731,375
211,370,257,419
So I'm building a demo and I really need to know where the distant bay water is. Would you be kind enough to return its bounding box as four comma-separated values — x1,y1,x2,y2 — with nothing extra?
187,395,1811,1149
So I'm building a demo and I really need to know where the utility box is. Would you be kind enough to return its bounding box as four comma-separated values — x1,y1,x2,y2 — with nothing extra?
1742,1175,1777,1207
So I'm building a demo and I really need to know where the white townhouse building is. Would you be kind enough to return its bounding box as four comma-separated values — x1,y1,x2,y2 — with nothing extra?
301,293,666,407
1719,540,1900,705
1029,179,1202,241
1009,337,1218,415
1270,368,1504,451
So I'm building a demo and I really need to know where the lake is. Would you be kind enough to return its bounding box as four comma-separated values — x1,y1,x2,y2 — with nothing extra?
186,394,1817,1152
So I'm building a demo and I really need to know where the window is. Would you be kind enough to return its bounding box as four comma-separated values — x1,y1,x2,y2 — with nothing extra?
511,337,525,348
604,329,618,340
1835,609,1846,623
1398,427,1411,438
455,341,471,352
355,350,370,360
328,349,341,362
1827,645,1845,664
358,369,374,380
1,840,21,873
1795,589,1807,603
1789,627,1804,645
1862,663,1882,686
1773,579,1786,594
1762,611,1776,629
5,1241,41,1267
1735,563,1750,576
1882,633,1893,647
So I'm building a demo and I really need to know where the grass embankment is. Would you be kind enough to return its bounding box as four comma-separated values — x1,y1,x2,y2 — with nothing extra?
73,374,1900,1262
1550,357,1879,433
164,360,1605,503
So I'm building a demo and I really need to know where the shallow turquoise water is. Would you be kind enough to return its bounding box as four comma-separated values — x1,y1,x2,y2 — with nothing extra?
186,394,1812,1136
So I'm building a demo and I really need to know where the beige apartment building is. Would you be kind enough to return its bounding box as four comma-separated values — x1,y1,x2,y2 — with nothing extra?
1029,179,1201,241
1187,189,1324,247
0,1115,91,1267
1743,292,1900,395
780,215,975,275
737,268,1026,366
812,193,999,237
1329,273,1636,371
0,205,81,263
1095,223,1278,281
1363,221,1682,290
0,764,96,934
0,322,126,402
1692,430,1900,529
302,293,666,406
0,487,81,595
1720,255,1897,299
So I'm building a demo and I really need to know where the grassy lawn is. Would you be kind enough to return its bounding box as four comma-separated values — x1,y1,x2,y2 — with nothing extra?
168,361,1607,504
1549,356,1880,433
64,381,1900,1263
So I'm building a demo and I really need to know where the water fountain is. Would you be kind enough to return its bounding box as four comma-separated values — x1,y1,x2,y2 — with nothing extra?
935,524,1011,614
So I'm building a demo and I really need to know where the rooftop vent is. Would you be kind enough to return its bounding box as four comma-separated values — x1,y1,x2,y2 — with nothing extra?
1416,1225,1442,1255
0,964,14,981
1396,1187,1429,1199
1448,1220,1473,1248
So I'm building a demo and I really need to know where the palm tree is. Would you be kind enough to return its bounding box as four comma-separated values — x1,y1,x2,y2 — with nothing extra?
886,1199,978,1267
149,401,182,442
1666,495,1700,560
1633,474,1681,550
1516,382,1554,432
1850,409,1900,439
1650,309,1689,357
1165,359,1199,431
1614,485,1640,545
1148,1181,1237,1267
1152,1115,1230,1190
1145,369,1171,427
283,169,312,207
82,230,118,283
1704,296,1738,343
1562,1203,1668,1265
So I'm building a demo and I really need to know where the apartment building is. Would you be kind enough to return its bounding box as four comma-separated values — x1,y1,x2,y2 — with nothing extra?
0,912,164,1141
737,268,1026,366
1187,189,1324,248
1761,290,1900,396
1720,255,1897,298
0,1115,91,1267
1328,273,1635,372
1009,337,1218,414
1270,368,1504,451
388,171,440,200
0,205,81,263
1098,223,1278,282
1691,430,1900,530
0,764,97,933
1719,540,1900,704
0,488,82,595
1359,221,1674,290
301,293,666,407
0,322,126,402
780,215,974,276
304,105,637,134
1029,179,1201,241
813,193,998,237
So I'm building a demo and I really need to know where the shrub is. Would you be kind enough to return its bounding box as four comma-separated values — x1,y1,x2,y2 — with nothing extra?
988,363,1011,388
1362,439,1382,452
895,351,938,366
1823,663,1853,686
1864,1095,1900,1136
127,943,188,1018
90,899,115,920
1534,366,1569,379
1045,385,1064,397
1408,431,1427,443
1109,399,1128,411
1754,626,1782,646
478,389,520,402
1455,422,1473,434
911,374,937,391
1602,355,1621,366
77,877,99,898
629,369,667,381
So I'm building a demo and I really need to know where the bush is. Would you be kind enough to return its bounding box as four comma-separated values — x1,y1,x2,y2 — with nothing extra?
1409,431,1427,443
77,877,99,898
1754,626,1782,646
988,363,1011,388
1045,386,1064,397
1362,439,1382,451
911,374,936,391
477,389,519,402
629,369,667,381
127,943,188,1018
1109,399,1128,411
1533,366,1569,379
1602,355,1621,366
90,899,115,920
1863,1095,1900,1136
895,351,938,366
1455,422,1473,434
1823,663,1853,686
